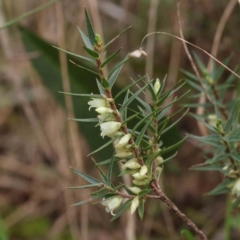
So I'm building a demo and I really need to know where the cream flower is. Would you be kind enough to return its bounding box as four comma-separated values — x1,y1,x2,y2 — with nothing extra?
133,179,149,186
115,147,133,158
122,159,141,170
116,134,131,148
128,186,142,194
129,49,147,58
132,172,147,180
95,107,113,115
130,197,139,214
102,196,123,216
97,114,116,122
100,121,121,138
154,78,161,94
156,156,163,165
88,98,107,109
140,165,148,176
232,178,240,197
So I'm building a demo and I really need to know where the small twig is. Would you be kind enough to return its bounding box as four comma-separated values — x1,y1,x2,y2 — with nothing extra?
151,182,208,240
140,31,240,80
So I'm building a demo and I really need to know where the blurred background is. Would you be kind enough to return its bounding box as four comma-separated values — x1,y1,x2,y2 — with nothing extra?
0,0,240,239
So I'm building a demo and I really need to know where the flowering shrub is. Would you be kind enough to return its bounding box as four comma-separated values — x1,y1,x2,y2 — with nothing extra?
55,8,240,240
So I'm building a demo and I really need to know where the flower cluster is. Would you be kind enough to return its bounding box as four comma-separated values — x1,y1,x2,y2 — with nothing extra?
89,97,143,214
88,98,121,138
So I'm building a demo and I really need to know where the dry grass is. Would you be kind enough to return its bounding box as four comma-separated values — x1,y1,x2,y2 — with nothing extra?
0,0,240,239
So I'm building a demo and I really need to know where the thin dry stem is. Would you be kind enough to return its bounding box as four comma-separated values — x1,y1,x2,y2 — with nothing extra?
55,2,88,240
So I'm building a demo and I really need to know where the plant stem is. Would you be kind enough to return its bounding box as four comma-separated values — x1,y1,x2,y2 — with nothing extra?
151,182,208,240
94,47,207,240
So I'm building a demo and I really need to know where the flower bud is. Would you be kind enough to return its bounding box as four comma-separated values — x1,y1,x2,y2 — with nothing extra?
130,197,139,214
116,134,131,148
115,147,133,158
122,160,141,170
208,114,217,127
132,172,147,180
154,78,161,94
156,156,163,165
128,186,142,194
95,107,113,114
133,179,149,186
129,49,147,58
156,166,162,174
140,165,148,176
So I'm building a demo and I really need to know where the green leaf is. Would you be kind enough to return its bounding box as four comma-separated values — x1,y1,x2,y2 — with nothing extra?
181,229,195,240
189,113,218,133
70,60,100,76
191,164,223,171
88,137,119,156
134,95,152,112
72,199,90,207
83,46,99,58
108,55,129,76
91,158,108,185
193,52,206,72
91,191,115,200
138,199,145,220
70,167,101,184
161,136,187,155
185,79,202,92
158,74,167,96
146,149,162,166
101,48,122,68
67,183,101,189
104,26,132,48
84,8,96,45
77,27,93,49
161,151,178,164
70,118,99,122
146,76,157,101
0,218,8,240
189,134,222,148
53,46,96,65
110,199,132,221
224,100,239,132
109,65,123,89
135,116,154,146
161,109,189,135
208,178,233,196
114,75,145,100
132,108,159,134
59,92,101,98
97,158,122,166
107,156,114,186
181,69,199,82
138,189,152,198
122,112,140,125
120,81,152,113
96,79,106,95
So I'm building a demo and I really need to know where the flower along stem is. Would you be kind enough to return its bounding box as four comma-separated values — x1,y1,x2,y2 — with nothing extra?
65,8,209,240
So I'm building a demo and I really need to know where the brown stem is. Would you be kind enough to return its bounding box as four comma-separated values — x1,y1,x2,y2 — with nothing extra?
151,182,208,240
94,47,207,239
